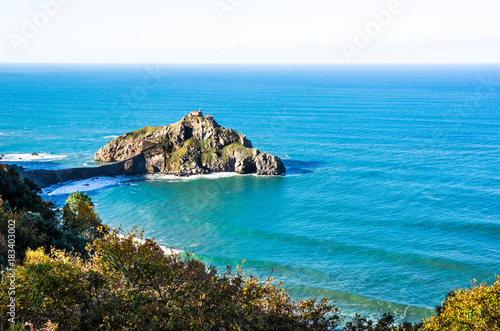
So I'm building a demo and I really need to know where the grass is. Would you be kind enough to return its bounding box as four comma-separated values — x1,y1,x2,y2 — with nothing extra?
116,126,163,142
198,138,213,150
219,143,254,162
201,148,217,165
184,138,201,148
166,147,188,171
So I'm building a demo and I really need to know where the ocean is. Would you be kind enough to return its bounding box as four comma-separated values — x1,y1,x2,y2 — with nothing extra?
1,64,499,322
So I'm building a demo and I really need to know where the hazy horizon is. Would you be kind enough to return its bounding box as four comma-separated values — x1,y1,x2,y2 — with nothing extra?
1,0,499,64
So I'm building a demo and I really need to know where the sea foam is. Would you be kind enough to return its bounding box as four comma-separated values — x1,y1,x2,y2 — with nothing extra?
145,172,242,182
117,234,182,256
1,153,67,162
43,176,132,196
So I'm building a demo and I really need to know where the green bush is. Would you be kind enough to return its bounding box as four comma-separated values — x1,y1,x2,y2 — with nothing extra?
340,313,424,331
0,229,341,330
61,191,107,240
0,319,31,331
0,164,56,221
424,278,500,331
0,167,102,266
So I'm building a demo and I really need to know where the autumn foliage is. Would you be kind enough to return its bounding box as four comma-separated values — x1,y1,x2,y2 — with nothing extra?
0,229,340,330
424,278,500,331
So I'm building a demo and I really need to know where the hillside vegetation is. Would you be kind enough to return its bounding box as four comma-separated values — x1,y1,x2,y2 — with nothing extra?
0,165,498,330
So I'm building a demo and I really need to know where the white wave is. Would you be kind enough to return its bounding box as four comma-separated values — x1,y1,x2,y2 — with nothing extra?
161,246,183,256
103,135,119,139
145,172,241,182
43,176,128,196
423,192,443,201
0,153,67,162
117,234,182,256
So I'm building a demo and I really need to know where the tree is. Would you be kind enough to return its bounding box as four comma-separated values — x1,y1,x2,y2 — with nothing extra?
424,278,500,331
61,192,106,240
0,164,56,221
0,168,95,266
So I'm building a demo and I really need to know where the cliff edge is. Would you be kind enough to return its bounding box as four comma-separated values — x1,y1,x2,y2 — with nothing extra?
94,116,286,177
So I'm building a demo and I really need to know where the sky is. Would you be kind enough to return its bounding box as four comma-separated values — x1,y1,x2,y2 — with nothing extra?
0,0,499,63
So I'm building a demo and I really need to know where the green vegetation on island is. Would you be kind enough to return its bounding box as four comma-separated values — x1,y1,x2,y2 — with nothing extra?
0,165,499,330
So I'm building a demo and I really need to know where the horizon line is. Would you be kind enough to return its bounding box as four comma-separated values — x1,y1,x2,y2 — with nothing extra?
1,62,500,65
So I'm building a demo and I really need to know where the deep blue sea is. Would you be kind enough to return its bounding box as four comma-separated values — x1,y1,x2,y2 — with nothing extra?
1,64,499,322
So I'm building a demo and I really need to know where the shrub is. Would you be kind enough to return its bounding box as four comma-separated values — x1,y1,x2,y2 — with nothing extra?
0,165,56,221
341,313,424,331
0,229,341,330
0,168,102,266
423,277,500,331
61,191,107,240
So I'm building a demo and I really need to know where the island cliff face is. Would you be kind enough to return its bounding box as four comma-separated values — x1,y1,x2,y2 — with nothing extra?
94,116,286,177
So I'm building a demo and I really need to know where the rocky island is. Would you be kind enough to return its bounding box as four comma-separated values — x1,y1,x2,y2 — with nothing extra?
20,113,286,187
95,113,286,176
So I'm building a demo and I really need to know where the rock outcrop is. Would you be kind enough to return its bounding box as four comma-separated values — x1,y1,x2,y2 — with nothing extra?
21,154,148,187
94,116,285,177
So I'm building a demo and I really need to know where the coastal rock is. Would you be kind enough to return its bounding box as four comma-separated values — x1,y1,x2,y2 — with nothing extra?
94,126,171,162
21,154,148,187
94,116,285,177
235,156,256,174
255,153,286,176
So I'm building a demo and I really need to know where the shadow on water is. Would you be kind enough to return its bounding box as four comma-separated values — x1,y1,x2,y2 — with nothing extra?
283,160,325,175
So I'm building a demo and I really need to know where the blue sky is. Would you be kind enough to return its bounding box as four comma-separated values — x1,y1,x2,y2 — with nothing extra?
1,0,499,63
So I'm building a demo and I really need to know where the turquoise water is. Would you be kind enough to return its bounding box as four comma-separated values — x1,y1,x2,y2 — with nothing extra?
1,64,500,322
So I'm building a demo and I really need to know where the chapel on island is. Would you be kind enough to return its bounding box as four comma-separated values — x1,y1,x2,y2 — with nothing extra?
189,109,213,119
